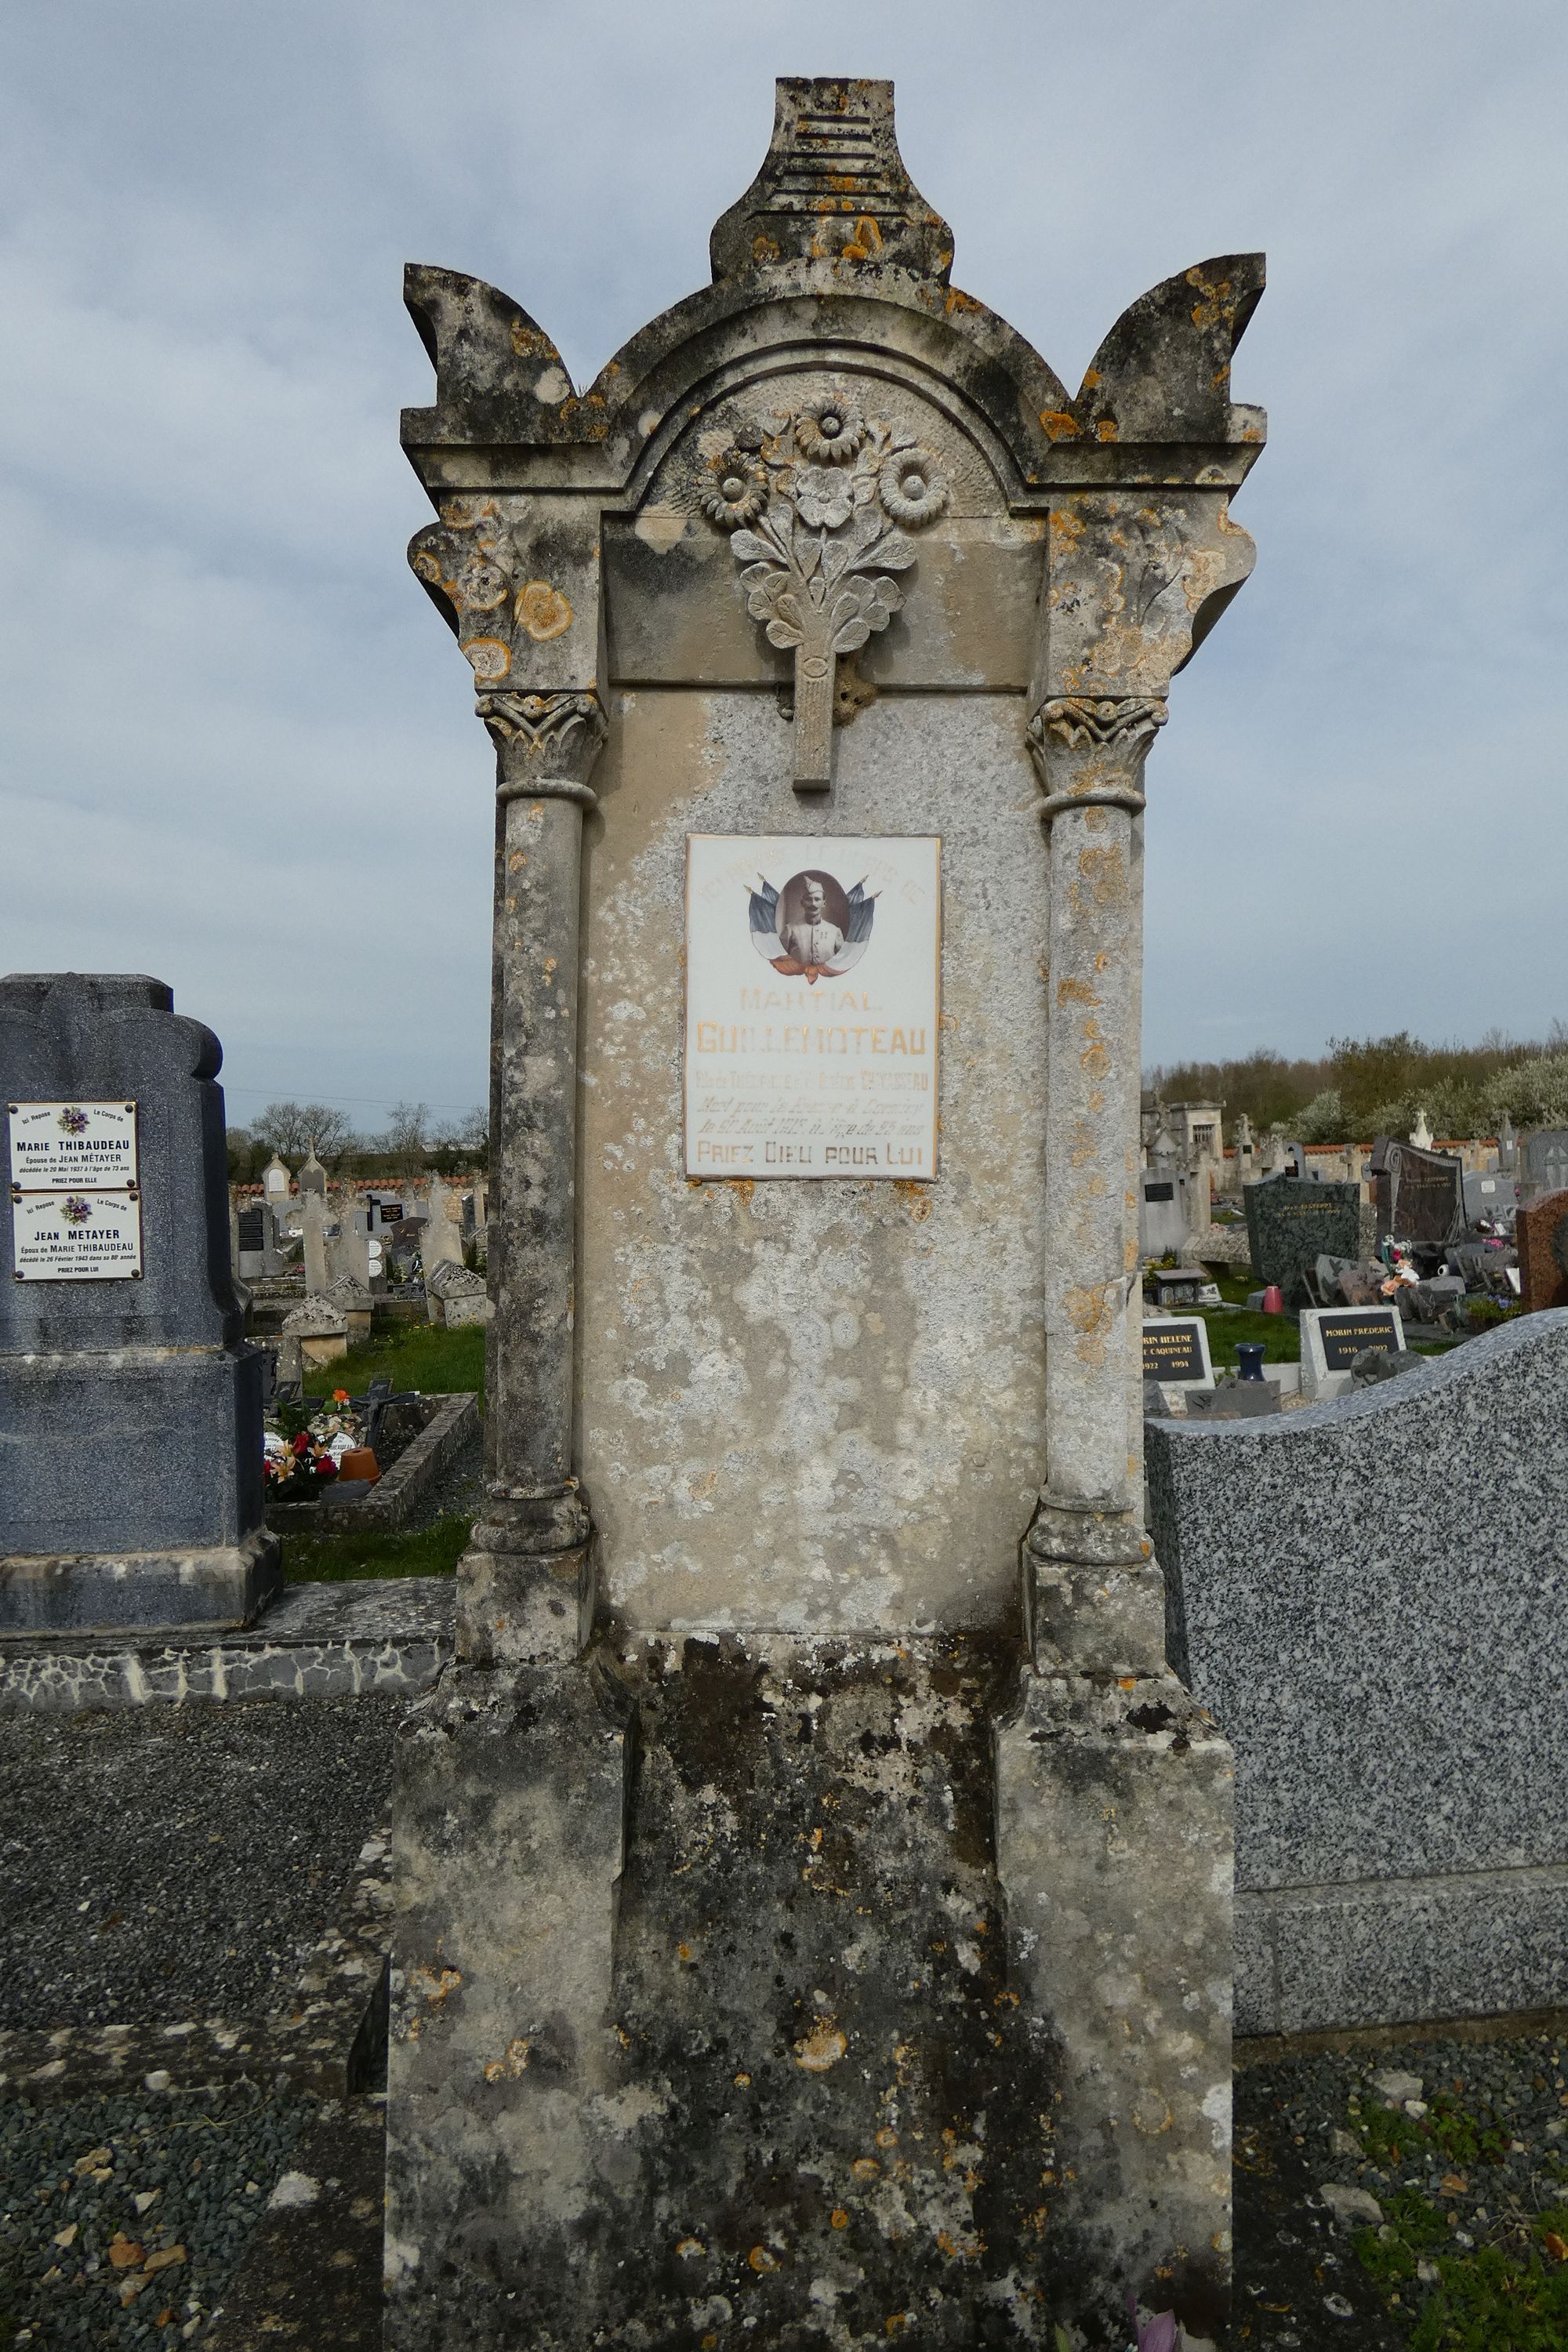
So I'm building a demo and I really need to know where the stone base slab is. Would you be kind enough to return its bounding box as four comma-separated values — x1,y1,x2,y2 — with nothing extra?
0,1524,281,1638
1236,1863,1568,2037
0,1574,455,1710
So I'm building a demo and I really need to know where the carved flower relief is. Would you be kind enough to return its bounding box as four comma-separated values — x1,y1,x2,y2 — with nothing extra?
700,449,768,528
790,465,856,532
878,448,949,526
795,391,866,465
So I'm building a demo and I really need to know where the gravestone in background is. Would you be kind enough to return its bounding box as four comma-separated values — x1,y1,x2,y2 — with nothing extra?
1243,1175,1362,1306
1521,1128,1568,1203
1378,1141,1464,1248
1,973,277,1632
1515,1188,1568,1313
1138,1166,1189,1258
1143,1316,1214,1388
384,78,1264,2347
1299,1302,1405,1401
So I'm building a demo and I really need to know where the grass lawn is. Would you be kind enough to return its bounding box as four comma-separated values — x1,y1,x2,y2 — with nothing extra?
301,1318,486,1403
281,1515,471,1584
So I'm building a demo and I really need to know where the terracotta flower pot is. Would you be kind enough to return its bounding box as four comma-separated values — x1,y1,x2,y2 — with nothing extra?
337,1446,380,1485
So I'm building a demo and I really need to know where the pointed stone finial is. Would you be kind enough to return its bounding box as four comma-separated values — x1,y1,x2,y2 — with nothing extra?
710,78,953,285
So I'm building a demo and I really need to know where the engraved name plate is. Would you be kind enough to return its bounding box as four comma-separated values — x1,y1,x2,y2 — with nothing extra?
13,1190,143,1281
684,833,939,1179
9,1100,139,1191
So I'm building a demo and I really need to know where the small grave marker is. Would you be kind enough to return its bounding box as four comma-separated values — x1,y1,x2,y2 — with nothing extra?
1142,1316,1214,1386
1300,1303,1406,1400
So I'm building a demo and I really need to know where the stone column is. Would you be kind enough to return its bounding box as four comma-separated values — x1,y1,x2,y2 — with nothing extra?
1025,694,1167,1670
459,684,607,1661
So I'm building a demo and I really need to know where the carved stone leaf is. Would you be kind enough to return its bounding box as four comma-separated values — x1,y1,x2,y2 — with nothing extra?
728,529,774,566
854,526,917,574
826,575,902,653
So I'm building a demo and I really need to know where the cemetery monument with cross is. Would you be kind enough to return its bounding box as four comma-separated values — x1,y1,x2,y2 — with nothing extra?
384,78,1263,2347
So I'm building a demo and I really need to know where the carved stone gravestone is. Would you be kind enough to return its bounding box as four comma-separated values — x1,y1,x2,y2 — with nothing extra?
1,973,277,1632
386,78,1263,2347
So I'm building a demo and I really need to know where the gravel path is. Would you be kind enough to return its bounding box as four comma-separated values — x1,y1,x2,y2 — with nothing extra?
0,1700,402,2031
1235,2026,1568,2346
0,2085,323,2346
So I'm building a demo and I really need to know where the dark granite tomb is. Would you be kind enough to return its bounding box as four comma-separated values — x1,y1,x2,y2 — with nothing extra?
1243,1177,1362,1308
1,973,278,1633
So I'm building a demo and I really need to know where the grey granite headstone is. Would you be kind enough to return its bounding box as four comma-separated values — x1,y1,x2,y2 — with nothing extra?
1,974,278,1633
1522,1128,1568,1202
1147,1312,1568,2034
1243,1176,1362,1306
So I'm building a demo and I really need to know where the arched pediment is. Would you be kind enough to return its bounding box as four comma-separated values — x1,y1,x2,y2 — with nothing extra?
402,79,1265,505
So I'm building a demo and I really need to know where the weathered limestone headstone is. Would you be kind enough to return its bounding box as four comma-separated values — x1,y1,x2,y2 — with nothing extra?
420,1173,464,1276
301,1188,330,1296
386,78,1263,2345
298,1143,328,1197
260,1152,291,1218
1,974,277,1631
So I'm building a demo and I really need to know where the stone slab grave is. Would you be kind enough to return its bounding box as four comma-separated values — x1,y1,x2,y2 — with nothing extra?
1242,1174,1363,1308
385,78,1265,2347
1,974,278,1635
1147,1312,1568,2038
1298,1301,1406,1402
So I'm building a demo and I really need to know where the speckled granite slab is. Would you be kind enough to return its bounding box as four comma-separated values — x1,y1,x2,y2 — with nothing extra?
1148,1311,1568,2034
0,1577,454,1711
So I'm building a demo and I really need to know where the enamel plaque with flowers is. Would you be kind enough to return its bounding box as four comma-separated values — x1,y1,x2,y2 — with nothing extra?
699,388,950,792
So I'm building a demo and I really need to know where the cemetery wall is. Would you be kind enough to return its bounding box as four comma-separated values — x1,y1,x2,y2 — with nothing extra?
1146,1312,1568,2035
577,690,1047,1633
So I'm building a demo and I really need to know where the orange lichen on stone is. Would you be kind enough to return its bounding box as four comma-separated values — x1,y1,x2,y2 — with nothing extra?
1040,410,1080,441
514,582,573,642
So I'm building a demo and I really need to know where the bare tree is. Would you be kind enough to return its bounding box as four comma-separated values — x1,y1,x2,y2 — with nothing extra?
383,1101,431,1170
436,1105,489,1157
254,1100,311,1156
252,1098,357,1160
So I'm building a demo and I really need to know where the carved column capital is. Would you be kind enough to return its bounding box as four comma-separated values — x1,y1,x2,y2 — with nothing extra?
477,688,609,805
1026,695,1167,822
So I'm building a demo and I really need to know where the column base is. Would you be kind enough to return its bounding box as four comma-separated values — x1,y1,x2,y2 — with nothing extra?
1024,1496,1163,1671
996,1663,1235,2341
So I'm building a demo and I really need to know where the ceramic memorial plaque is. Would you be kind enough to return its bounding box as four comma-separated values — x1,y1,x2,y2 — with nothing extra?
684,833,939,1178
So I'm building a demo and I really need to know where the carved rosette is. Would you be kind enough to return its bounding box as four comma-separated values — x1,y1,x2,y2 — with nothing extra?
477,689,608,804
1026,695,1168,824
700,390,949,793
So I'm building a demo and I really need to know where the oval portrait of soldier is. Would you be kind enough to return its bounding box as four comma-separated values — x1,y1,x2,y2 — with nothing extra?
747,867,877,984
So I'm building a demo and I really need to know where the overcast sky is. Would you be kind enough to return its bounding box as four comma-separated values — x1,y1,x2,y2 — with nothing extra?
3,2,1565,1129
